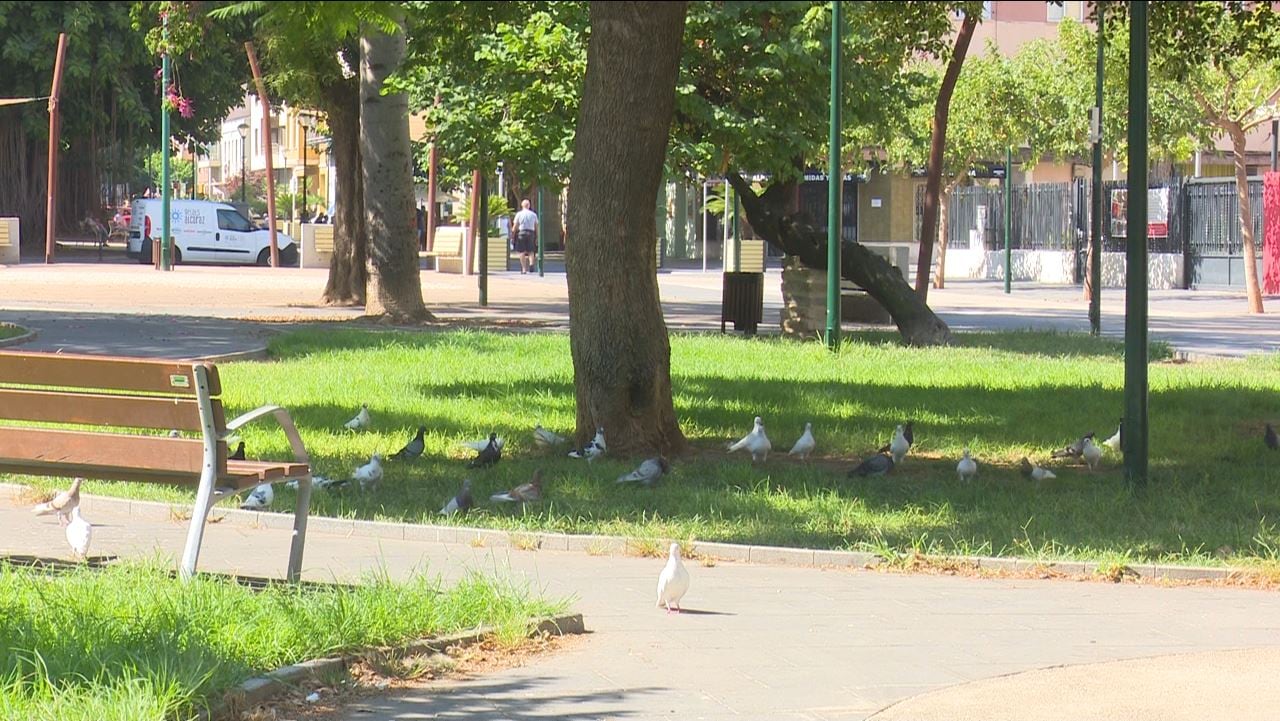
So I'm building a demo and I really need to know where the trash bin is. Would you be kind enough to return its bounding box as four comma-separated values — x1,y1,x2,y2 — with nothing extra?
721,271,764,335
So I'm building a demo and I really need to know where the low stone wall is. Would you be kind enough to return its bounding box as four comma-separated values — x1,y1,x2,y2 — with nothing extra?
943,247,1184,289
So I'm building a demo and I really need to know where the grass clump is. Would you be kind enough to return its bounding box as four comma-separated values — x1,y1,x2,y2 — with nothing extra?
0,560,564,720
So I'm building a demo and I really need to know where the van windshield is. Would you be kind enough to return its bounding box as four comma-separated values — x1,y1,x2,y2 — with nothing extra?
216,209,254,232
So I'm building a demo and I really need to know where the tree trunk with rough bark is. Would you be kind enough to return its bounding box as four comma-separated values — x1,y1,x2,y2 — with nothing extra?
915,13,978,303
1230,126,1265,313
320,77,367,306
730,172,951,346
564,0,688,456
360,19,431,321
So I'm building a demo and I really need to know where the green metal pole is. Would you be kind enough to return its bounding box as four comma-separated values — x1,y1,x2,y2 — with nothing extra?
1004,145,1012,294
159,18,172,272
1125,1,1149,487
536,187,544,277
478,175,488,306
1089,5,1104,336
825,0,843,352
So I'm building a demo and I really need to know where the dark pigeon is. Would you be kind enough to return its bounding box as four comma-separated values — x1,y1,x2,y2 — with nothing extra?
1051,431,1096,459
391,425,427,461
229,441,246,461
848,453,894,478
468,432,502,469
1267,423,1278,451
439,479,474,515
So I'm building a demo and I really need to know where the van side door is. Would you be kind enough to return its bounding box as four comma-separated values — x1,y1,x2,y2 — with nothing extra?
214,208,257,263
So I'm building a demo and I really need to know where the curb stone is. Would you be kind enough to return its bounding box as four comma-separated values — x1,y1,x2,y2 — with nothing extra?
0,484,1249,582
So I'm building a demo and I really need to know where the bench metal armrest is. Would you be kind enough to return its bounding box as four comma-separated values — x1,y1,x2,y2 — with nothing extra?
224,404,310,465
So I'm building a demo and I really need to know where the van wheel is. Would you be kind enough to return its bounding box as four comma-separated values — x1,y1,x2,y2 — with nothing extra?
256,248,272,266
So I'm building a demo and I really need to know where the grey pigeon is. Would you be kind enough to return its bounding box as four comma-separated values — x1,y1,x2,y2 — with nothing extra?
240,483,273,509
1020,457,1057,481
1051,431,1096,460
788,423,816,461
1266,423,1278,451
32,477,83,526
440,479,474,515
617,456,670,487
468,433,502,468
849,453,894,477
568,427,606,462
727,416,772,463
391,426,426,461
229,441,246,461
490,469,544,503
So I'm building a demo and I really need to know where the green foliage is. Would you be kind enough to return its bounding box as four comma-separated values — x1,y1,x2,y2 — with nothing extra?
143,149,193,194
453,195,514,229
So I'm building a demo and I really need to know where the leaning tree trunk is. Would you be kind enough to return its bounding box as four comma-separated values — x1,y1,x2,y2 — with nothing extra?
359,18,431,322
915,12,978,302
321,76,367,306
934,186,951,289
1230,126,1265,313
564,0,688,456
729,172,951,346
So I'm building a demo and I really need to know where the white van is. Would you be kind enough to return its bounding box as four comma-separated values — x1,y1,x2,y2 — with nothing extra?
126,199,298,266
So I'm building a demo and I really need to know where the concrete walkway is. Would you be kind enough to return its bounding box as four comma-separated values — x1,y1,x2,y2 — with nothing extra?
3,489,1280,721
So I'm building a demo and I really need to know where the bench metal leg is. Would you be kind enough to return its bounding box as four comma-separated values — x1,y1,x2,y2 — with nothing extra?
179,467,218,581
287,475,313,582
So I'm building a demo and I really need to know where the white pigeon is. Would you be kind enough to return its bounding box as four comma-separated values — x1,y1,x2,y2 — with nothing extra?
462,436,506,452
343,403,371,431
568,427,607,462
32,477,83,526
533,424,567,448
1082,436,1103,471
240,483,273,509
727,416,771,463
889,424,910,465
353,454,384,491
788,422,816,461
292,475,344,490
1103,421,1122,453
655,542,691,614
1020,457,1056,481
956,448,978,482
65,508,92,560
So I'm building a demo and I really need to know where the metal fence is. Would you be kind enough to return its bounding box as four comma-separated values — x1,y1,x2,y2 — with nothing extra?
923,182,1075,251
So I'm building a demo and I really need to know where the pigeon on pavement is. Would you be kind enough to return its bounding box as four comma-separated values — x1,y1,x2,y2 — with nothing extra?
343,403,371,431
490,469,544,503
229,441,246,461
468,433,503,469
533,424,568,448
788,423,816,461
656,543,690,614
65,508,92,560
849,453,894,477
727,416,772,463
1051,431,1096,460
32,477,83,526
568,427,606,462
1020,457,1057,481
240,483,273,510
1103,421,1122,453
354,454,384,491
1266,423,1278,451
391,426,426,461
439,479,474,516
1082,436,1103,470
617,457,670,487
956,448,978,482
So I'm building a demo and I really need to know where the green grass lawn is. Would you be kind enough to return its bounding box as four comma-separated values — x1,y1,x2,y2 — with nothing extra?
0,323,26,341
12,328,1280,567
0,560,563,720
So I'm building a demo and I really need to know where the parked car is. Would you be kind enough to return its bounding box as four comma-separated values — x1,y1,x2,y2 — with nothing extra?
126,199,298,266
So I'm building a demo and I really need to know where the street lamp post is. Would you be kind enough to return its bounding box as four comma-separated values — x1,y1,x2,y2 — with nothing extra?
298,114,313,220
237,122,249,203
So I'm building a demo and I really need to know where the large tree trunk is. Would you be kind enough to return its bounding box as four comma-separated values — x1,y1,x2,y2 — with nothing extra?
359,18,431,321
729,171,951,346
914,13,978,302
1230,126,1265,313
321,77,367,306
564,0,688,456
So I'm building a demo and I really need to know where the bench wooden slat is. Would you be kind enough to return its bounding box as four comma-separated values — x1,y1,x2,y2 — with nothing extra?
0,351,221,396
0,427,227,477
227,460,310,481
0,389,225,431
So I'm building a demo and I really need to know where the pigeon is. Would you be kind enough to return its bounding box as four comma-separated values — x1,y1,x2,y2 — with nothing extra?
888,424,911,465
1266,423,1278,451
727,416,771,463
1103,420,1122,453
849,453,894,477
568,427,607,462
391,426,426,461
468,433,503,469
1020,457,1057,481
788,423,816,461
878,421,915,454
240,483,273,510
168,429,182,438
490,469,544,503
617,456,670,487
33,478,83,526
229,441,246,461
956,448,978,482
343,403,370,431
1081,436,1103,471
309,475,349,491
533,424,568,448
353,454,384,491
655,542,690,614
439,479,474,516
65,508,92,560
1051,431,1096,460
462,435,506,452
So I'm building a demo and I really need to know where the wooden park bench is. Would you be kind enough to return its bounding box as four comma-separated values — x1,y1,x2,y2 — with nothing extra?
422,225,466,273
0,351,313,581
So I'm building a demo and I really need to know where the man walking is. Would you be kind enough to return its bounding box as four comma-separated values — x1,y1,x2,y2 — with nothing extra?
512,198,538,274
